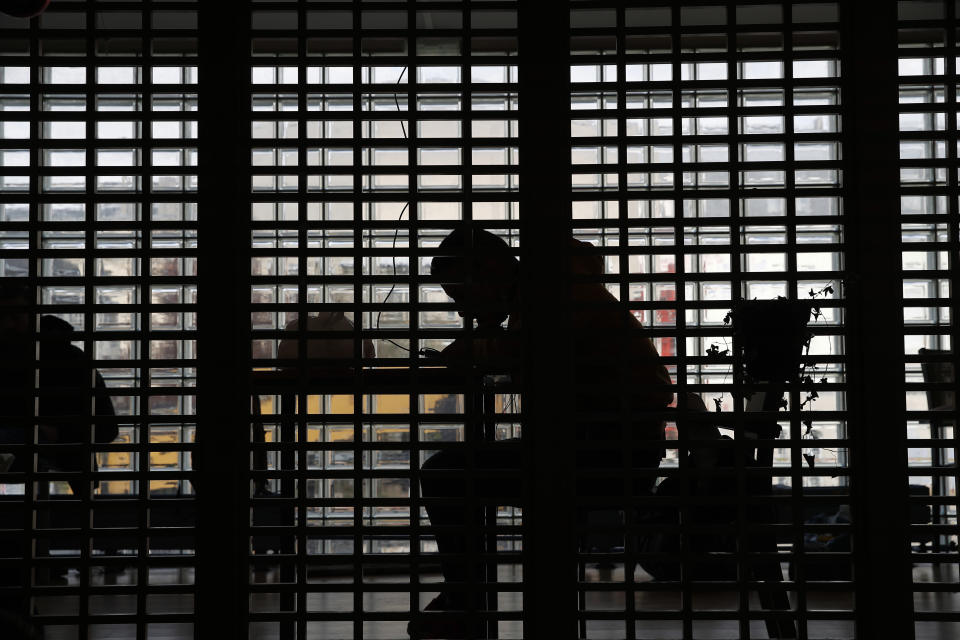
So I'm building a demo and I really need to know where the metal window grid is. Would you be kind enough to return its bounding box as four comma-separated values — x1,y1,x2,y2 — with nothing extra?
895,2,960,638
0,2,200,640
0,1,955,640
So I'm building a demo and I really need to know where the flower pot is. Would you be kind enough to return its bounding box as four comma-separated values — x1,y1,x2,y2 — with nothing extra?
731,299,813,382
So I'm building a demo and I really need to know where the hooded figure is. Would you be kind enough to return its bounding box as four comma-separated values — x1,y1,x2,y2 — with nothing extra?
277,310,375,368
0,304,117,488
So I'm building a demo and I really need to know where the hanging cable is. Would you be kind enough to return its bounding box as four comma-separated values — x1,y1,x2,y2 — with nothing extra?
372,66,449,360
375,66,411,353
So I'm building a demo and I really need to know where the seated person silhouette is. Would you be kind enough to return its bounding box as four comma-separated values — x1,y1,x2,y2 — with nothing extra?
409,228,672,639
0,282,117,605
242,312,375,493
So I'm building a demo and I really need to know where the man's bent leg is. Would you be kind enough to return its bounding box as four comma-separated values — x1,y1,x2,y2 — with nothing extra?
419,441,522,606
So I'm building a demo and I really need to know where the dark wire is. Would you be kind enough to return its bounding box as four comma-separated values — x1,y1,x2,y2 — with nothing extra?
375,66,411,354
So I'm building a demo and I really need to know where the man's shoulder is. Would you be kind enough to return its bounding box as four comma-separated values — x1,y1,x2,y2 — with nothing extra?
39,316,86,361
39,314,76,336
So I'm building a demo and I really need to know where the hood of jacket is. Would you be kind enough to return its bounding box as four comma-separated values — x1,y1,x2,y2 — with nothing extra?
569,238,604,277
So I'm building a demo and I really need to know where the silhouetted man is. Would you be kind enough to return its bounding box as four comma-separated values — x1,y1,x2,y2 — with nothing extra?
409,228,672,639
0,282,117,491
0,282,117,621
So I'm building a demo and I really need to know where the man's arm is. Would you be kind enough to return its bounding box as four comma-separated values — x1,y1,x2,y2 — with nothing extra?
93,371,118,444
439,328,520,372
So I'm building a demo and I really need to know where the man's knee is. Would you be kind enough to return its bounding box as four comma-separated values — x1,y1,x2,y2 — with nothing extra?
420,449,465,499
421,449,464,472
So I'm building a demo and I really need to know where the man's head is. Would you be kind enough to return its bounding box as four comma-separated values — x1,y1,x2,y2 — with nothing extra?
430,228,519,328
0,280,32,336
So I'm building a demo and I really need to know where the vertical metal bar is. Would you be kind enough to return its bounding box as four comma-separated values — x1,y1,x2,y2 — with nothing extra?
481,378,500,639
611,8,638,639
196,4,249,639
137,6,154,637
839,3,916,639
517,3,576,638
25,10,41,631
349,6,365,636
672,6,691,638
293,4,308,637
942,0,960,586
280,389,296,640
781,7,810,636
80,6,96,639
754,385,796,639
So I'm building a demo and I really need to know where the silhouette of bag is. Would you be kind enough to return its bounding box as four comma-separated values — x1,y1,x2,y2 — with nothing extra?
277,311,374,366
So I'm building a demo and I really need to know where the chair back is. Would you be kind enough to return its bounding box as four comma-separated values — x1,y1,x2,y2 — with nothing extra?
918,348,956,412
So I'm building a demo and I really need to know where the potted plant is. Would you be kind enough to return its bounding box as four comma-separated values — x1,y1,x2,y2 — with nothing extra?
729,298,814,384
